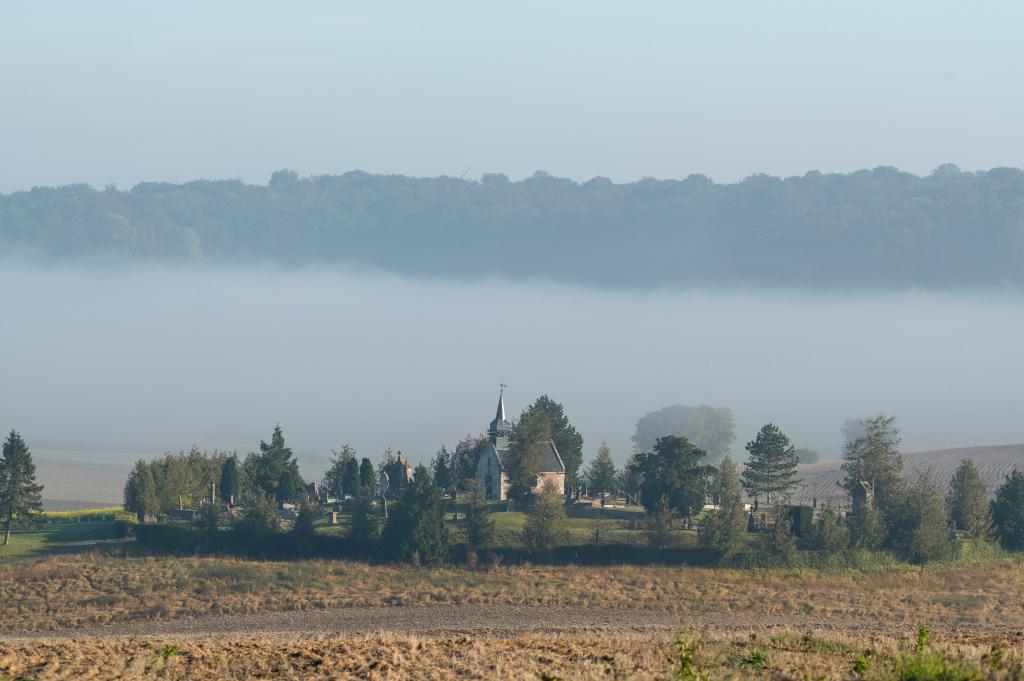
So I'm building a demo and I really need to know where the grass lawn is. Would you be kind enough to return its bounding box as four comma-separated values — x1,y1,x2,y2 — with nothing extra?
478,508,700,548
0,522,123,562
314,501,689,549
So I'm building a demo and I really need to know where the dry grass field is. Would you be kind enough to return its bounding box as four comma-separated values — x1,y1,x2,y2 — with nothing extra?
3,551,1024,679
2,552,1024,633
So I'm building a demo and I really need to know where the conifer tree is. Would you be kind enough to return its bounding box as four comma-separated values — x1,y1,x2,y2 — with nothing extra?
219,455,240,505
506,409,551,500
741,424,800,505
809,503,850,552
946,459,990,539
464,490,496,551
699,455,747,559
617,451,644,505
849,503,886,550
381,464,449,563
324,444,356,500
889,470,949,563
636,436,707,518
586,441,617,495
645,501,676,549
1,431,44,546
342,457,360,497
841,415,905,515
124,459,159,522
990,469,1024,552
522,481,570,552
451,435,486,491
520,396,584,494
431,445,452,490
358,457,377,495
348,493,377,547
761,504,797,560
246,425,303,504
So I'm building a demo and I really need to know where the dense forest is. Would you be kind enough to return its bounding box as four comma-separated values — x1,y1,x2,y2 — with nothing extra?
2,164,1023,287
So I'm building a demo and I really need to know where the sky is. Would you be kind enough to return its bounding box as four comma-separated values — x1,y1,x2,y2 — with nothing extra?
1,1,1023,193
3,3,1024,502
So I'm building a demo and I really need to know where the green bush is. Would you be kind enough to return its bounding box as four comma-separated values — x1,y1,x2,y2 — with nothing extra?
890,627,979,681
790,505,813,537
113,511,139,538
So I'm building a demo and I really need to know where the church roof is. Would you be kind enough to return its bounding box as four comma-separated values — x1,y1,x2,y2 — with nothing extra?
493,440,564,474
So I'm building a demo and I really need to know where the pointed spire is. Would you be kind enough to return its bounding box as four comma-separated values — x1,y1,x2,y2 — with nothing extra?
495,384,507,423
489,384,512,442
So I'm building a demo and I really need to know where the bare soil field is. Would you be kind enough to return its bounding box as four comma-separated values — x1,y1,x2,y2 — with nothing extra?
801,444,1024,504
3,627,1024,680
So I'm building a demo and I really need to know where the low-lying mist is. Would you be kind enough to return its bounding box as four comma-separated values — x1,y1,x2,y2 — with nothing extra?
3,264,1023,500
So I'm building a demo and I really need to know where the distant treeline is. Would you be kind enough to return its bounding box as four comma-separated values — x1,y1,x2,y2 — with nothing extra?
3,165,1024,287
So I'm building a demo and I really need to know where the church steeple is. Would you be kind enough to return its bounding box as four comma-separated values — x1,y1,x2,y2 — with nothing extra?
494,388,506,424
488,385,512,448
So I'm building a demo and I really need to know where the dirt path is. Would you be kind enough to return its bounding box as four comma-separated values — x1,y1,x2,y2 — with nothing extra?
12,605,1023,640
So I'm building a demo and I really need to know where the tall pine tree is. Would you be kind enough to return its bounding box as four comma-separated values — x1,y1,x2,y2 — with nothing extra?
741,424,799,505
990,470,1024,552
246,425,304,504
342,457,360,497
1,431,44,546
700,455,747,559
946,459,990,539
586,441,617,495
521,481,570,552
841,415,904,515
506,409,551,500
520,396,584,494
219,455,240,505
381,464,449,563
359,457,377,495
124,459,159,521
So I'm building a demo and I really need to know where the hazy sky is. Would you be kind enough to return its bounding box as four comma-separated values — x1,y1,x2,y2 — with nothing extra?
4,265,1024,501
2,1,1023,193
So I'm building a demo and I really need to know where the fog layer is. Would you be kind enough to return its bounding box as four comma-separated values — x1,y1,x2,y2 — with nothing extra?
3,265,1023,500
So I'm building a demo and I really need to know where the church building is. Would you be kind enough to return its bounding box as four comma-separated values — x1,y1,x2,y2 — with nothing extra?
476,390,565,500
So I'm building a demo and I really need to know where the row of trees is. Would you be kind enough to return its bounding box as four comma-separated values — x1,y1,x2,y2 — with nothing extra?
124,425,304,519
322,444,377,499
122,398,792,516
121,410,1024,565
578,422,802,514
573,415,1024,563
584,409,816,503
696,416,1024,562
184,458,563,565
7,165,1024,288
